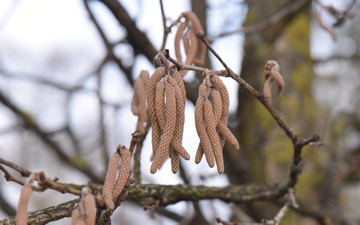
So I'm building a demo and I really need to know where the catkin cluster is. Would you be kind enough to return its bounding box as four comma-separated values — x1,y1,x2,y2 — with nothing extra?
146,67,190,174
71,187,96,225
102,145,132,211
194,70,240,174
263,60,284,106
131,70,150,134
175,11,206,75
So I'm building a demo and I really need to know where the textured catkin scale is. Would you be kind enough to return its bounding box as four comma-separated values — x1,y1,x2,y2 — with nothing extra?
210,87,222,124
83,192,96,225
155,81,166,130
102,152,120,211
147,68,166,155
210,74,229,125
113,147,131,198
194,144,204,164
194,83,215,168
204,99,224,173
168,77,189,163
71,207,81,225
217,121,240,150
16,184,32,225
169,149,180,173
150,85,177,174
210,74,230,148
210,87,226,148
173,70,186,97
272,70,284,96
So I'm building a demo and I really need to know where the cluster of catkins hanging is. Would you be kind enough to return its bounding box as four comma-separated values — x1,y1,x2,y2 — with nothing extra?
146,65,190,174
101,145,132,211
194,70,240,173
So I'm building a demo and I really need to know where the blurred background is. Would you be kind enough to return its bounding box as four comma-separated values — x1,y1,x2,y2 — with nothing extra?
0,0,360,224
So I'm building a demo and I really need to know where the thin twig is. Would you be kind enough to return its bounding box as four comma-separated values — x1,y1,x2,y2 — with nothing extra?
0,158,31,177
159,0,168,51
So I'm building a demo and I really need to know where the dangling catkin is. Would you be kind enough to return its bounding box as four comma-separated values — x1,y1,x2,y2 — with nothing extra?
173,70,186,98
155,80,166,130
194,83,214,168
147,68,166,155
154,80,169,168
83,189,96,225
169,149,179,174
217,121,240,150
181,11,206,66
263,60,284,106
204,99,224,174
168,76,189,172
194,144,204,164
209,73,229,125
210,87,222,124
175,22,187,64
135,71,149,134
150,85,177,174
102,152,120,211
113,146,131,198
16,183,32,225
71,207,81,225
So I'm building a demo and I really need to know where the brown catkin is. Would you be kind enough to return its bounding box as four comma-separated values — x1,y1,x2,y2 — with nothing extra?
194,144,204,164
130,92,139,116
147,68,166,155
173,70,186,97
194,83,214,168
154,80,168,168
263,78,272,106
210,73,229,148
102,152,120,211
184,29,198,66
113,146,131,198
155,80,166,130
210,74,229,125
83,191,96,225
75,219,86,225
174,21,187,64
139,70,149,86
204,99,224,173
169,149,179,173
150,85,177,173
134,77,148,134
263,60,284,106
71,207,81,225
210,87,222,124
210,86,226,150
16,183,32,225
181,11,206,66
217,121,240,150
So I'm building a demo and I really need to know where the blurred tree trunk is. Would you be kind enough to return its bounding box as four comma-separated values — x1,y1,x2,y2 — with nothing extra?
223,0,316,222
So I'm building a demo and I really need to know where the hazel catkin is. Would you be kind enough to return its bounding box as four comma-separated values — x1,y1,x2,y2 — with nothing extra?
113,146,132,199
102,152,120,211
